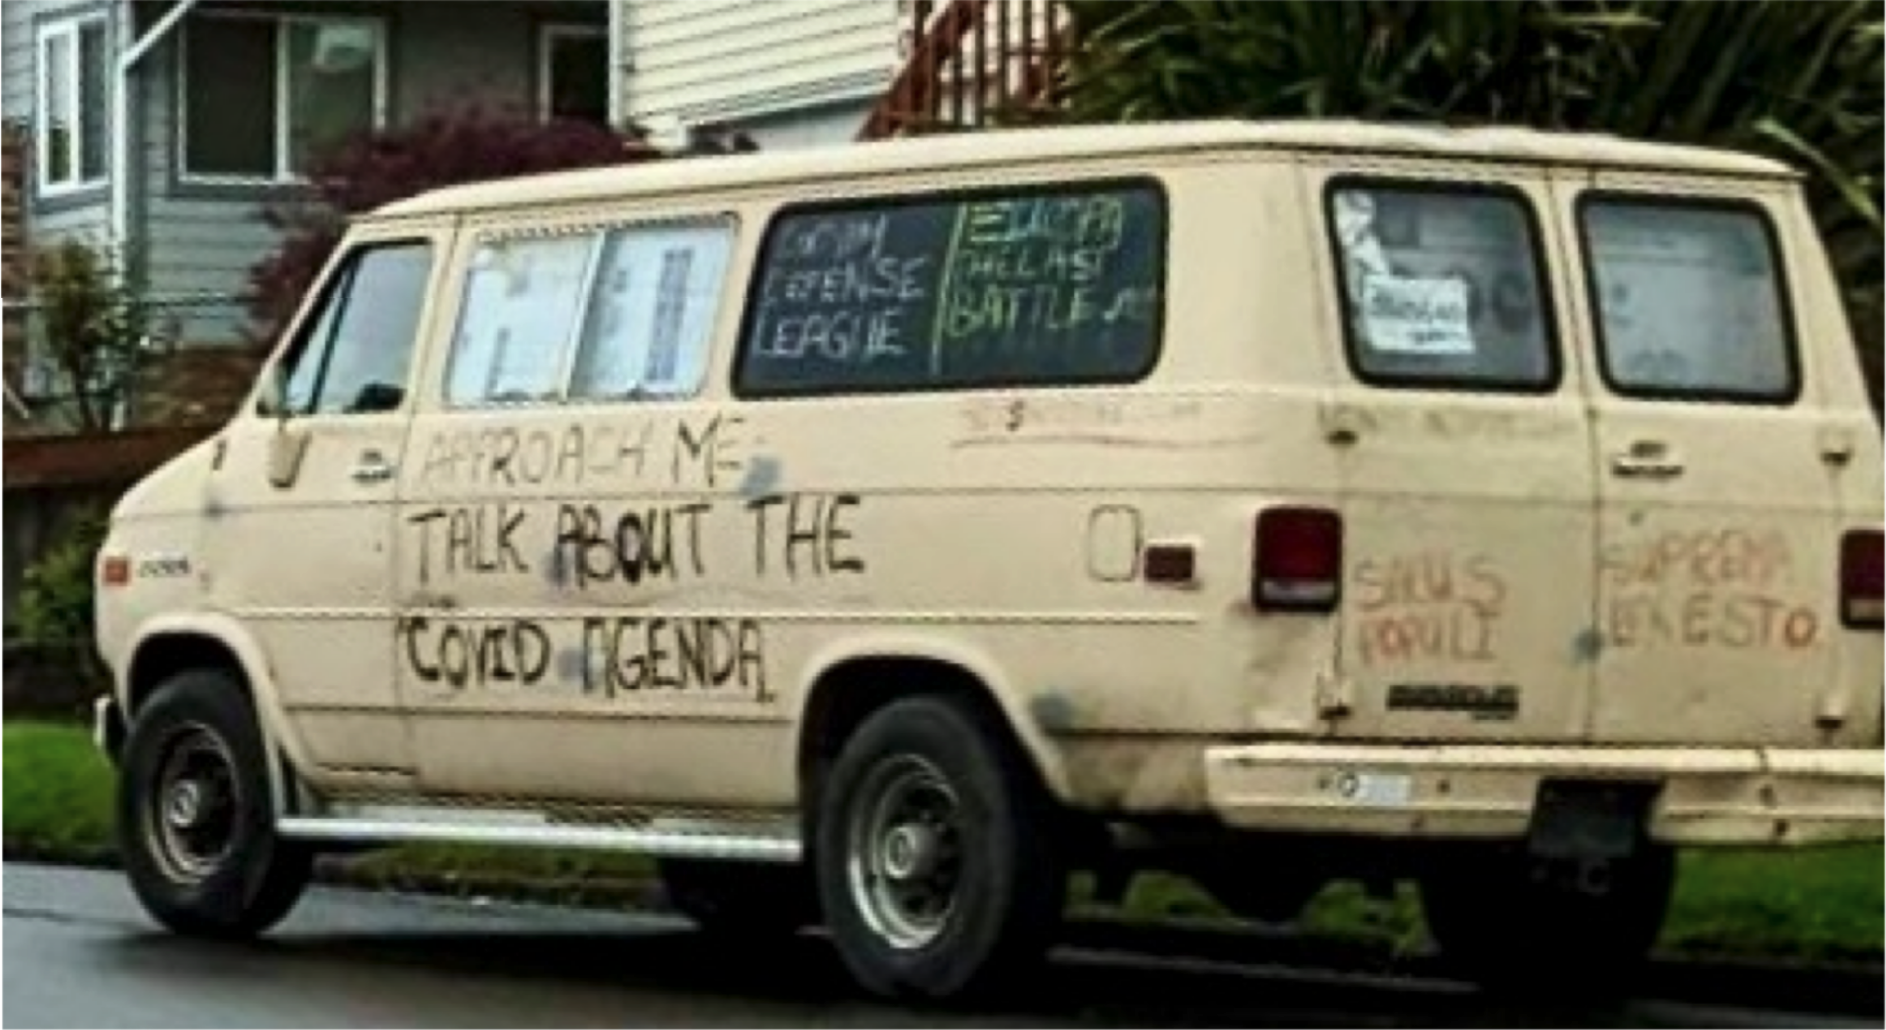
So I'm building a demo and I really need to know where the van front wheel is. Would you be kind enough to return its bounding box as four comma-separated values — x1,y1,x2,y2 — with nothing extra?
117,670,312,939
813,695,1065,1002
1419,842,1674,988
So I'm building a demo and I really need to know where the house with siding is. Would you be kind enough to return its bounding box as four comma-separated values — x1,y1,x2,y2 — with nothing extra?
615,0,902,149
614,0,1067,148
3,0,611,424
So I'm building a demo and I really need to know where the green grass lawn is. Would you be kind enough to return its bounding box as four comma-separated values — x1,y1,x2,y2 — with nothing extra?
3,721,117,860
8,720,1879,961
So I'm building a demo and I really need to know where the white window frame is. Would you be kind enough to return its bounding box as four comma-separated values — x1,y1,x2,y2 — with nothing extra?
536,22,608,123
176,12,390,185
35,13,109,196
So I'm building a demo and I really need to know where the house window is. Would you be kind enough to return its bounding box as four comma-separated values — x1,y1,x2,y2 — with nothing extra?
36,14,109,192
538,24,609,124
181,14,387,181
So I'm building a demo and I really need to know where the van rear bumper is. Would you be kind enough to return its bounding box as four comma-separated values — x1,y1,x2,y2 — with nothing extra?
1202,743,1884,845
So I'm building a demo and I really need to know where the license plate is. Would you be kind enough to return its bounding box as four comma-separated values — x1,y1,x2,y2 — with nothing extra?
1526,780,1655,861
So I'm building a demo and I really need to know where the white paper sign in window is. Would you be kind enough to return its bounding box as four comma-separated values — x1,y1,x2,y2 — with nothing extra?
447,235,598,405
1330,186,1553,388
1360,276,1474,355
570,224,732,399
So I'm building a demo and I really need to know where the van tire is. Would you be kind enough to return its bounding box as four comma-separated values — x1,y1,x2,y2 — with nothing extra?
1419,842,1674,988
658,858,815,935
116,669,312,939
813,695,1065,1002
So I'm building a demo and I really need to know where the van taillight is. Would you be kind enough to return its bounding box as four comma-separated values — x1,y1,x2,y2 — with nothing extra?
1253,507,1342,612
1841,529,1882,628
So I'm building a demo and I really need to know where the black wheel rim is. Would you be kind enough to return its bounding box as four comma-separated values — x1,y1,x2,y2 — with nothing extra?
144,722,241,881
844,754,964,951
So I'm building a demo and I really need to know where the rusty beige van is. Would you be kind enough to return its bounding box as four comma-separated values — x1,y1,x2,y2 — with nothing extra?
93,120,1883,1000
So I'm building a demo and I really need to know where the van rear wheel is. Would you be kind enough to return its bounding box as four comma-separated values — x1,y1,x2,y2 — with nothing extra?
813,695,1066,1002
117,670,312,939
1419,842,1674,989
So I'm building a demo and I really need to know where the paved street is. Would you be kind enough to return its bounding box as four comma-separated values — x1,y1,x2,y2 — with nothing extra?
3,864,1875,1029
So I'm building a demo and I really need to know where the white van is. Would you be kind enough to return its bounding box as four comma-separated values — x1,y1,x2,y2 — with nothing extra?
94,120,1882,1001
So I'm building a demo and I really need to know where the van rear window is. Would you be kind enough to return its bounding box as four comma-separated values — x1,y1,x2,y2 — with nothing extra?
1581,198,1796,402
1328,182,1556,391
735,181,1166,395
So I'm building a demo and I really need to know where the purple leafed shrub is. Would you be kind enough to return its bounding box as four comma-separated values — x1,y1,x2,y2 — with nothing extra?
245,105,761,348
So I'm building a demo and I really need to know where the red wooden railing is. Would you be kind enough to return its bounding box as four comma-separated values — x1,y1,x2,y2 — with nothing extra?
858,0,1073,141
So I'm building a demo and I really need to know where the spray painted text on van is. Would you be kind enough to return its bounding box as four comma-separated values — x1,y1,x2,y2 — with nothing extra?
1602,528,1819,650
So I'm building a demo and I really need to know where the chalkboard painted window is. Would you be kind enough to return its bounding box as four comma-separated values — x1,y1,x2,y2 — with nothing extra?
1582,199,1796,402
569,224,733,399
736,181,1166,395
447,234,598,406
1329,183,1555,390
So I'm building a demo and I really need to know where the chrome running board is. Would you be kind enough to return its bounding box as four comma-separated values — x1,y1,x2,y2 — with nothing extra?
277,803,801,863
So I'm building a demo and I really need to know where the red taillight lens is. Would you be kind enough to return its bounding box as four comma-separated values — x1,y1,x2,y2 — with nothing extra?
1841,529,1882,628
1253,506,1342,612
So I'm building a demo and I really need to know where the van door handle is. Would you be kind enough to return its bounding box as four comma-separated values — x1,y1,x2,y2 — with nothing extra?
352,452,396,484
1609,441,1684,480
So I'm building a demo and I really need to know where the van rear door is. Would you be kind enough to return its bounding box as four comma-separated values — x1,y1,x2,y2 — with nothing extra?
1564,175,1846,746
1303,162,1598,742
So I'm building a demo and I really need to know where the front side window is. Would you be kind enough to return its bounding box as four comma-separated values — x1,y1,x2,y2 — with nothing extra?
737,182,1167,395
539,25,609,124
1582,199,1796,401
36,15,108,192
182,15,385,181
446,223,734,407
1329,183,1555,390
281,243,433,416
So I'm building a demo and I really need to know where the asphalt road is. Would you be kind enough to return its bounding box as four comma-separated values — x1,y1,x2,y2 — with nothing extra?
3,864,1875,1029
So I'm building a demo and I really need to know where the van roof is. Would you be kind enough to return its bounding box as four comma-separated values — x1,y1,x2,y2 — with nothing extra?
372,119,1796,220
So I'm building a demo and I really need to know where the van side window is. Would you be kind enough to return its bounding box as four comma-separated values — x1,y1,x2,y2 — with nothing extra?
446,234,596,406
446,223,733,406
570,224,732,399
735,181,1166,395
1328,183,1555,390
1581,199,1796,402
279,242,433,415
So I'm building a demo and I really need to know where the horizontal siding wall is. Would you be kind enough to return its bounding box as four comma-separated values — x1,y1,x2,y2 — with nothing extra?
622,0,898,125
2,2,37,125
137,33,274,345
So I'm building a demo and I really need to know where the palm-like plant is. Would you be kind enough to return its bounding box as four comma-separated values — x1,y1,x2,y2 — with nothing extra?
1050,0,1882,407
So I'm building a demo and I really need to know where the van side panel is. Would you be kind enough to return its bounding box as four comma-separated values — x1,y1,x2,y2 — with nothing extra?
385,159,1345,813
